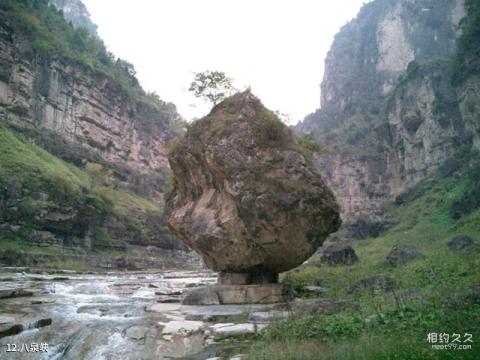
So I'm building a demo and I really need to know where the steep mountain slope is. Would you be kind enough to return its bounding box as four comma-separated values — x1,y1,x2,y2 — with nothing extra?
0,0,192,267
49,0,97,35
297,0,479,219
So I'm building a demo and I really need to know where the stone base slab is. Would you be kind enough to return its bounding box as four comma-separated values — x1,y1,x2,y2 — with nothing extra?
182,284,293,305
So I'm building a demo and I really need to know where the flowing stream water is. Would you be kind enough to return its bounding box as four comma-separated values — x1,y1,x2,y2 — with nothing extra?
0,268,274,360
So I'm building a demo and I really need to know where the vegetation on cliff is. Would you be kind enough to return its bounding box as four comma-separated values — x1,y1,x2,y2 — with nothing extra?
451,0,480,83
0,0,186,127
0,0,139,93
0,126,181,265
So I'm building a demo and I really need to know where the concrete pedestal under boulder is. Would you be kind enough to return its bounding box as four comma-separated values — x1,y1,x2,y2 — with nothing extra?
182,284,293,305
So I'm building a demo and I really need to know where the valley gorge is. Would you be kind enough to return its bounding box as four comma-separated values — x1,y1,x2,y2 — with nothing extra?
297,0,480,219
0,0,195,270
0,0,479,359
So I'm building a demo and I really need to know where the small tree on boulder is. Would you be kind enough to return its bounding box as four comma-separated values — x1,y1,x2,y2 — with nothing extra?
189,70,235,106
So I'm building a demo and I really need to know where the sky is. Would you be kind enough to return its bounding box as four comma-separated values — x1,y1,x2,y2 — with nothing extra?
83,0,369,124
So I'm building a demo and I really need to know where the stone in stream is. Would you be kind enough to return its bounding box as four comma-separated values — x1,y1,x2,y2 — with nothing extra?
157,296,181,303
145,303,182,313
125,325,149,340
0,317,51,339
0,323,23,338
208,323,268,339
156,333,205,359
249,311,290,322
160,320,204,336
0,288,34,299
155,289,183,296
31,297,56,305
34,318,52,328
166,91,341,304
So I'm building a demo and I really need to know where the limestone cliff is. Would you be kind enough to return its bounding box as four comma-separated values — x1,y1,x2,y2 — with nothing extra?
298,0,480,219
0,23,181,202
0,0,190,260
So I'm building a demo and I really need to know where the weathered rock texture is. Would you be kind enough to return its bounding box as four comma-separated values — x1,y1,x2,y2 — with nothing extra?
297,0,480,218
167,92,341,281
0,24,180,202
0,3,193,259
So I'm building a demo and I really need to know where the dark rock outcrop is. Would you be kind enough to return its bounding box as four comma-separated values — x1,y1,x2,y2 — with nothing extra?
447,235,476,252
166,91,341,282
320,244,358,266
386,245,422,266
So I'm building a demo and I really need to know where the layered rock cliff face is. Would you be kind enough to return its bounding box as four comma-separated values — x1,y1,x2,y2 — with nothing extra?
0,0,191,260
0,24,180,202
298,0,480,218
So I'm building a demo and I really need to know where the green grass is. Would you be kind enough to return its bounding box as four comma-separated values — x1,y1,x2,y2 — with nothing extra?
0,126,165,253
247,155,480,359
101,187,162,216
0,126,90,189
0,0,141,96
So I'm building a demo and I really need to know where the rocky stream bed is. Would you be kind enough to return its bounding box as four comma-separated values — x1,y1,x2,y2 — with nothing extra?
0,268,294,360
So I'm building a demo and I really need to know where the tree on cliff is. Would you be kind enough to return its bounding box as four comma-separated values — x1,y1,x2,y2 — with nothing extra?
188,71,235,105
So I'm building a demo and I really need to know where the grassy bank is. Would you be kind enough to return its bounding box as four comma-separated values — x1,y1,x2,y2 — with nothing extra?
247,152,480,359
0,125,171,258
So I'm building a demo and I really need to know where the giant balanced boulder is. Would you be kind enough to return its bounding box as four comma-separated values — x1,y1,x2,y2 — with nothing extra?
166,91,341,289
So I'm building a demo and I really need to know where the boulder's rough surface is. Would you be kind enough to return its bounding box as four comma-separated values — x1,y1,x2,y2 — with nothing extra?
166,91,341,281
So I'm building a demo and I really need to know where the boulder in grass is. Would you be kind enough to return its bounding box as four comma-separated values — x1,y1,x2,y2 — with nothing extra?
320,244,358,266
386,245,422,266
447,235,476,252
349,275,396,293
